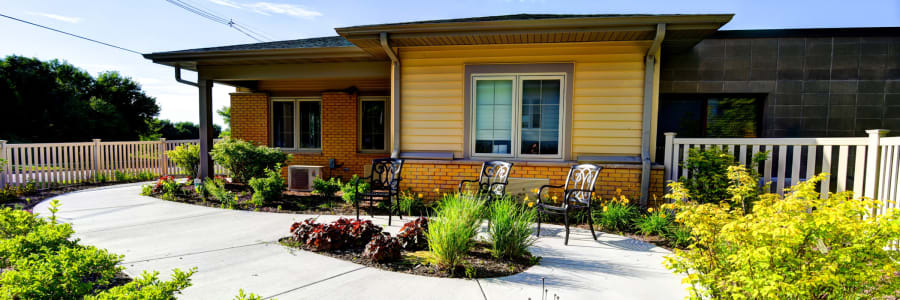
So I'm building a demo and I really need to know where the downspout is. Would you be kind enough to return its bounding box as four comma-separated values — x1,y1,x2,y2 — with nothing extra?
640,23,666,207
380,32,401,158
174,66,198,87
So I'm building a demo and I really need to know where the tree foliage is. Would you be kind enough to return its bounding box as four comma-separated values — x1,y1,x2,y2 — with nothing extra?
143,119,221,141
217,106,231,138
0,55,160,142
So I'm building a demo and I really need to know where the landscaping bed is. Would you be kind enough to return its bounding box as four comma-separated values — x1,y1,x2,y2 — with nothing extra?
277,195,541,279
279,237,537,278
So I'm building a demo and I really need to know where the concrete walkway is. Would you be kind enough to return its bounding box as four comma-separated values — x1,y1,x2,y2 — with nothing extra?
33,184,686,300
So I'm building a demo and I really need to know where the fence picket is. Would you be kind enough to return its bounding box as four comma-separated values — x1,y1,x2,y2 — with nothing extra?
777,145,787,195
821,146,832,198
791,145,801,191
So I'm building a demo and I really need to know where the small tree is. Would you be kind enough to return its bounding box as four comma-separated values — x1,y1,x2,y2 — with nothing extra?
166,144,200,178
663,167,900,299
209,138,289,183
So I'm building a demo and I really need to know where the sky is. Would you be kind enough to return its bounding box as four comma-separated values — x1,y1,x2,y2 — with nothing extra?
1,0,899,129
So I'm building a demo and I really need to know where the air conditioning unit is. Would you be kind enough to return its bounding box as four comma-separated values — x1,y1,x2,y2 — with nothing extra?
287,165,323,192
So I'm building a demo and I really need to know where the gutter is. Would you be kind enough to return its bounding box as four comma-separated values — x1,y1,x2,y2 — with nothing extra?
639,23,665,207
380,32,401,158
174,67,198,87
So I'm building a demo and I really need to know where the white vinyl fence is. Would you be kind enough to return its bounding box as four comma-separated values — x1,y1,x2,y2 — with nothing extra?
664,129,900,213
0,139,226,190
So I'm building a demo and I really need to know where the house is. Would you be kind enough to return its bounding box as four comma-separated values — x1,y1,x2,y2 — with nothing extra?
143,14,899,206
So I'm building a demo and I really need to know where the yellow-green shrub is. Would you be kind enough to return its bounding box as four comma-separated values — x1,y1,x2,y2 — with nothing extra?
664,166,900,299
167,144,200,178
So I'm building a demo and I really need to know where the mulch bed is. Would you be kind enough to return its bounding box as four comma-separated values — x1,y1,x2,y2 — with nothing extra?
145,182,380,216
278,238,538,279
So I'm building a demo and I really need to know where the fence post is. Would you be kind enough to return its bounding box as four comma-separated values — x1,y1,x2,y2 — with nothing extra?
663,132,676,182
92,139,101,182
864,129,889,199
159,138,167,176
0,140,7,188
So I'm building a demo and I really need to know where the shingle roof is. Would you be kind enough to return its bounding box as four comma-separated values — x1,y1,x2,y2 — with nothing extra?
341,13,696,28
153,36,354,54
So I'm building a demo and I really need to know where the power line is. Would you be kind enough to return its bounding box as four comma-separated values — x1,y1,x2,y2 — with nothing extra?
0,12,143,55
164,0,271,42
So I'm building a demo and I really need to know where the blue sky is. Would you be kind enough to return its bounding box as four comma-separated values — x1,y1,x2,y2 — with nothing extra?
1,0,898,128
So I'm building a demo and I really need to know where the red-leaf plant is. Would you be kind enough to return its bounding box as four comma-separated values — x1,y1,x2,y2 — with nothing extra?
397,217,429,251
363,233,402,262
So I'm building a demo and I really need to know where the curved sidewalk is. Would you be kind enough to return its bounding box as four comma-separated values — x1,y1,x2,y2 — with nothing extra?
33,183,686,300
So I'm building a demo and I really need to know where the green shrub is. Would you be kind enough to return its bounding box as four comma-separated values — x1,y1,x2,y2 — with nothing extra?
425,194,484,273
680,147,768,204
0,204,195,299
135,171,158,182
94,172,109,183
635,208,671,236
233,289,266,300
664,168,900,299
340,175,370,205
86,268,196,300
141,184,153,196
155,176,186,201
398,191,424,216
167,143,200,178
248,165,286,207
113,170,134,182
0,245,123,299
0,220,75,267
486,197,536,259
312,177,341,200
0,207,75,267
592,196,639,233
210,138,289,183
665,224,693,249
204,179,237,209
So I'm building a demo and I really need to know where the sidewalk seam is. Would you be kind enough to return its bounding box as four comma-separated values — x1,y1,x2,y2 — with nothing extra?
263,266,368,299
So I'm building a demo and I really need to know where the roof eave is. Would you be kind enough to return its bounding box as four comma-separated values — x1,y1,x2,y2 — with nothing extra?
143,46,377,69
335,14,734,36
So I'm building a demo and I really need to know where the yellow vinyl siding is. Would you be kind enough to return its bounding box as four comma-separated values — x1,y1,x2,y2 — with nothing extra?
399,41,650,157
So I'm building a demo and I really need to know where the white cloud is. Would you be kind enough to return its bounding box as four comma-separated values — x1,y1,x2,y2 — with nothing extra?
207,0,242,9
28,12,81,24
244,2,322,19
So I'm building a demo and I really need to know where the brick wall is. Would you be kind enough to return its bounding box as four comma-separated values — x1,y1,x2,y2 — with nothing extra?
231,91,388,182
401,160,665,207
230,93,269,145
283,92,389,181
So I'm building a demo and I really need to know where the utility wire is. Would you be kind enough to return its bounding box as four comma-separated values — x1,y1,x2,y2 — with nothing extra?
164,0,270,42
0,12,143,55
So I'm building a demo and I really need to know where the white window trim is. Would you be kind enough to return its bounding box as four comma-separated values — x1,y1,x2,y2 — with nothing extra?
270,97,322,151
358,96,390,153
469,73,567,160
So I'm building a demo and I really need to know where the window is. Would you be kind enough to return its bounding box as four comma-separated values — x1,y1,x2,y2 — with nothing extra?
471,74,565,159
272,97,321,150
359,96,388,152
655,94,763,161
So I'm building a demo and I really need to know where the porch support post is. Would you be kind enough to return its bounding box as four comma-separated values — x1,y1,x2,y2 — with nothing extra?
198,78,214,179
639,23,666,207
381,32,401,158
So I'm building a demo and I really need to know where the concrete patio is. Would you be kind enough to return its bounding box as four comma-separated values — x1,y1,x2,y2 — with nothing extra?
32,183,686,300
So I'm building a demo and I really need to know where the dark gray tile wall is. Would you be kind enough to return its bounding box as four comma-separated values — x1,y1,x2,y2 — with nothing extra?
661,36,900,137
